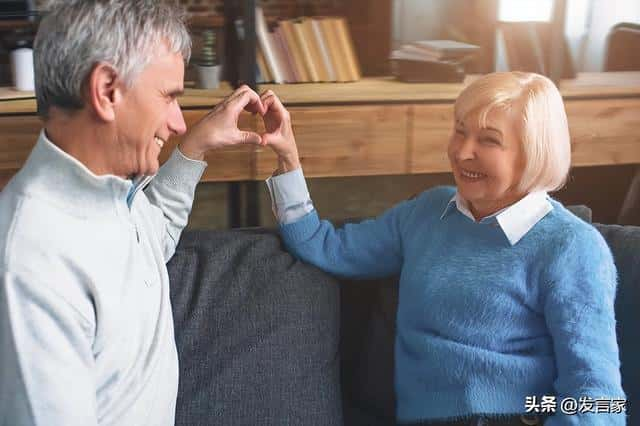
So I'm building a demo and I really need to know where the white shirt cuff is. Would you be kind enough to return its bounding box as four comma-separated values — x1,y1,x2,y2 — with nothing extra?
265,167,314,224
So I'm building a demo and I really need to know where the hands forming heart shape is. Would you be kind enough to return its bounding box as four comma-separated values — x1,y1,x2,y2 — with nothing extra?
180,85,300,172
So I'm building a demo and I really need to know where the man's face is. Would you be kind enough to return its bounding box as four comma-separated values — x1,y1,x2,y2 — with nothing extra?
114,44,186,177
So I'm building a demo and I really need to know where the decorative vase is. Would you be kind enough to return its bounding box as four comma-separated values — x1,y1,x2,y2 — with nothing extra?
196,64,221,89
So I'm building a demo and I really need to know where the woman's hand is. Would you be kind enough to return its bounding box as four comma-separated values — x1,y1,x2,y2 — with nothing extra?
260,90,301,175
179,85,266,161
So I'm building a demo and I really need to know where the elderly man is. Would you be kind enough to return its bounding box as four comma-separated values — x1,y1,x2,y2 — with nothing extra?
0,1,271,425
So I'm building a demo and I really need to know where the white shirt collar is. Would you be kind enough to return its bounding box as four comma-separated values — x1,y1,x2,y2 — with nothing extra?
440,190,553,245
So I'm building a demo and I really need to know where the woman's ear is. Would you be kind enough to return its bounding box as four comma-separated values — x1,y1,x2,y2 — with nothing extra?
86,62,122,122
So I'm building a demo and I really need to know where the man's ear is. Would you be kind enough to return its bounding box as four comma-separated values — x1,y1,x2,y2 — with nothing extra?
86,62,122,122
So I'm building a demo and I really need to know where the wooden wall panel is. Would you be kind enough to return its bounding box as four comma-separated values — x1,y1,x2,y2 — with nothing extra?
254,105,409,179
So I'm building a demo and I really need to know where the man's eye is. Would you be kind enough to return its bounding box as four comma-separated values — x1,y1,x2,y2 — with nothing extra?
481,138,500,145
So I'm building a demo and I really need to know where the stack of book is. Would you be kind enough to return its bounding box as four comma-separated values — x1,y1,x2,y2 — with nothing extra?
255,7,361,83
389,40,479,83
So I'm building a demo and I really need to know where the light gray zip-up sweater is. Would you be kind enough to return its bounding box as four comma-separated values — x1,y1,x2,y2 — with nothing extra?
0,131,206,426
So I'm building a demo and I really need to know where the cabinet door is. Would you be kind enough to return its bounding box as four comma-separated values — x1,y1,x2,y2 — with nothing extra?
0,111,259,187
254,105,409,179
0,115,43,186
410,104,454,174
168,110,257,181
566,98,640,167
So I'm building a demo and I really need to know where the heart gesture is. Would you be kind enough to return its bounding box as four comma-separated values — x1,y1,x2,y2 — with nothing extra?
179,85,266,160
259,89,300,174
180,86,301,175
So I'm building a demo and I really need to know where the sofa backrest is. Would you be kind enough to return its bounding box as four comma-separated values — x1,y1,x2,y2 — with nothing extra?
596,223,640,424
168,213,639,425
168,229,342,426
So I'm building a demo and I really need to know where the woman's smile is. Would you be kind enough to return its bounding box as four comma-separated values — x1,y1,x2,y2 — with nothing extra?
458,167,488,181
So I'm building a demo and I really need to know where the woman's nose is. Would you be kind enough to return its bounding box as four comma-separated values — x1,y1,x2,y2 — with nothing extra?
455,137,476,161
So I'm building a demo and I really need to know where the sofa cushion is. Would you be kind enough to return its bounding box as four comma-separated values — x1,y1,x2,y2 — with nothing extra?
168,229,342,426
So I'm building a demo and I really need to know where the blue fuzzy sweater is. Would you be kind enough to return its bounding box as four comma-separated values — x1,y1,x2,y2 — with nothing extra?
280,186,626,425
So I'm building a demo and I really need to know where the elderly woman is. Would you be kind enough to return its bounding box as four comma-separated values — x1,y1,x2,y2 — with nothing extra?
259,72,626,425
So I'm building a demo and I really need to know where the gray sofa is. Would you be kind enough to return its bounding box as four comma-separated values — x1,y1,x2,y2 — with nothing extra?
167,208,639,426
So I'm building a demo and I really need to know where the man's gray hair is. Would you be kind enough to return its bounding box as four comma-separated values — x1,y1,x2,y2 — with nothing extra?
34,0,192,118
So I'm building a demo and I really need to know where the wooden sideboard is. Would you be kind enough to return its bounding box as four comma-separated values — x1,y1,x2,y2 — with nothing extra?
1,73,640,189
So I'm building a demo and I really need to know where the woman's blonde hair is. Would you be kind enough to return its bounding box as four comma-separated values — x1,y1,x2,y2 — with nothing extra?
454,72,571,193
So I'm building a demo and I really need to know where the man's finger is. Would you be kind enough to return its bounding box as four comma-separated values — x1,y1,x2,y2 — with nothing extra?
261,132,277,146
238,130,262,145
228,89,264,116
261,94,276,111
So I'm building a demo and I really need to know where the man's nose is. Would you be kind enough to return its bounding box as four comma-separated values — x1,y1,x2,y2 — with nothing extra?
168,100,187,136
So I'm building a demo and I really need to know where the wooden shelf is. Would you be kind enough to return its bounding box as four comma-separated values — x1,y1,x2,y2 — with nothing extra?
3,73,640,115
0,19,36,31
1,72,639,186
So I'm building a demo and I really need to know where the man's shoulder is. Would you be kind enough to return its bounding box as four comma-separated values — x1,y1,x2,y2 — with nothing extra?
0,181,95,271
0,186,103,326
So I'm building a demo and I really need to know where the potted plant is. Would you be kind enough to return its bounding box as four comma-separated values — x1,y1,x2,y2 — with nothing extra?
195,29,221,89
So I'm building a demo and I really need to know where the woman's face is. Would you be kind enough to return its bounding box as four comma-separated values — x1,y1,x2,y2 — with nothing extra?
447,107,527,219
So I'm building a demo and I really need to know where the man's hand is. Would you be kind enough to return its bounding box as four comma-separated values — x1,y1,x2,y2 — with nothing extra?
259,90,301,174
179,85,266,161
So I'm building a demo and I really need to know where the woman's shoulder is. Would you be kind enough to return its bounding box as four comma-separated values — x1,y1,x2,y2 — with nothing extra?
538,199,614,268
411,185,456,208
543,199,602,241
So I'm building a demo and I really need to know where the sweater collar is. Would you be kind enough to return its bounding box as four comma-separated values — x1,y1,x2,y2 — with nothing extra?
440,190,553,245
15,130,148,217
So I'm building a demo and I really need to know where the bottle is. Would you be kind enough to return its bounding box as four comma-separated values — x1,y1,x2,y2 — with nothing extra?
9,30,34,91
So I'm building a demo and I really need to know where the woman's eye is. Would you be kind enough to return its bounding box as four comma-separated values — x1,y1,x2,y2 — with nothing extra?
481,138,500,145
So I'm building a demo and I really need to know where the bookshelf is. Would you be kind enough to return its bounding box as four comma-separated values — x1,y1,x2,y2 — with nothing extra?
218,0,392,226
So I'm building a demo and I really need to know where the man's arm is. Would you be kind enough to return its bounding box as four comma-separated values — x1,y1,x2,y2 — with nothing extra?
144,86,266,262
0,269,98,426
143,148,206,262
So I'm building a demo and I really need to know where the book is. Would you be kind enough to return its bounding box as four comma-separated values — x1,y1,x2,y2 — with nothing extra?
333,17,361,81
318,17,350,82
292,18,320,82
391,59,465,83
271,30,295,83
302,18,330,81
255,7,284,83
280,19,310,82
316,17,349,82
256,46,272,83
275,25,300,82
311,18,336,82
409,40,480,61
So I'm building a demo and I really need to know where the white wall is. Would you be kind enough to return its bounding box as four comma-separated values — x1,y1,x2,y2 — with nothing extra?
579,0,640,71
393,0,640,71
392,0,447,48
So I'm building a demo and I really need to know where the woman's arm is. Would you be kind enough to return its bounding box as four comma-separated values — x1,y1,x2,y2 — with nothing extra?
543,226,626,425
260,90,415,279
